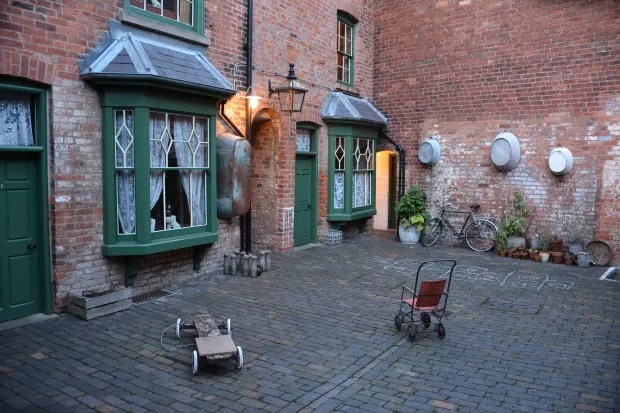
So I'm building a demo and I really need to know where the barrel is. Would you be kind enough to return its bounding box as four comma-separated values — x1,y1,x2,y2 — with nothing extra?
217,133,251,218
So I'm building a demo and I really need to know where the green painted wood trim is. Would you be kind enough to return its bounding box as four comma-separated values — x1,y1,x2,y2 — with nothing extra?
326,209,376,222
102,107,117,246
101,89,220,115
35,89,52,315
0,146,44,153
134,107,150,245
337,12,356,86
207,116,217,234
103,232,217,256
0,82,53,315
124,0,204,35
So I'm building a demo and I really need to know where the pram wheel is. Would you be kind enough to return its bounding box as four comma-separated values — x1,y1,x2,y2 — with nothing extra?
176,318,182,339
407,325,416,341
192,350,199,375
394,315,402,331
436,323,446,339
421,312,431,328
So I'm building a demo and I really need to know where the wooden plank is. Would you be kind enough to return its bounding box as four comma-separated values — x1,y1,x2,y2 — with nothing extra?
193,314,222,337
195,336,236,357
69,288,132,310
68,298,132,320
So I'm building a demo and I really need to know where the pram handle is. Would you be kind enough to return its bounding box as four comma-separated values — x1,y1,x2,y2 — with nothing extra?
413,260,457,294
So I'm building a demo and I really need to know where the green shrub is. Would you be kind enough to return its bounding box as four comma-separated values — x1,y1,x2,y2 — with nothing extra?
396,186,428,231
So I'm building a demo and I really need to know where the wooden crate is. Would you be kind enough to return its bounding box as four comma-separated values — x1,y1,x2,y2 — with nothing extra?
68,287,132,320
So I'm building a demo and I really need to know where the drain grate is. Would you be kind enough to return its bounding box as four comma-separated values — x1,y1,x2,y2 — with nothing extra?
480,297,543,315
132,289,171,304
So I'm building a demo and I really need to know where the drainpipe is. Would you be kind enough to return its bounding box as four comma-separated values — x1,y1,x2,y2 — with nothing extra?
241,0,254,253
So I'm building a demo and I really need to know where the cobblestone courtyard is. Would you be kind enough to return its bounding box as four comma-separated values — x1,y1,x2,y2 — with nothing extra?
1,235,618,412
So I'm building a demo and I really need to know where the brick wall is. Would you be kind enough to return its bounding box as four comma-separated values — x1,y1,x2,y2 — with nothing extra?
374,0,620,263
0,0,249,308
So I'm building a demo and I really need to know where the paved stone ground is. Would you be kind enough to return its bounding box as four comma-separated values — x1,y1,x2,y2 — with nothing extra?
1,235,619,413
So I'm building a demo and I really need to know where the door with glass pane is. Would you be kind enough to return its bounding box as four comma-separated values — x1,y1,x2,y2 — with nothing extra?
294,156,316,246
0,157,41,322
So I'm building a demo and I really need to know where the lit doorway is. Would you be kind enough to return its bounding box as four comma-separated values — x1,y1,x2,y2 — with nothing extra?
374,150,397,230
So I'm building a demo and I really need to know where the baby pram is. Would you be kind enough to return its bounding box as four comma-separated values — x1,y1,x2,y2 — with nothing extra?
394,260,456,341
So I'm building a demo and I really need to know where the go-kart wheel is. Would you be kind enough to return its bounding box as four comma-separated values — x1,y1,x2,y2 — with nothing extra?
407,325,416,341
192,350,199,375
394,315,402,331
175,318,182,339
227,318,232,336
437,323,446,339
236,346,244,370
421,312,431,329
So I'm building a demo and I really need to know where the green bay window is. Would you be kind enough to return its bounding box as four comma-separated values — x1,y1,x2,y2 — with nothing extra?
327,125,378,222
101,89,220,256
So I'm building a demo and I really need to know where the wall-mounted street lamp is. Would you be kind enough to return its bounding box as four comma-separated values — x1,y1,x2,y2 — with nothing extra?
268,63,308,113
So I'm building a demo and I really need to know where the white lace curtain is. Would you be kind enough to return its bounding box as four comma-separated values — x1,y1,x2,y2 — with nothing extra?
173,118,206,226
0,93,34,146
149,115,166,211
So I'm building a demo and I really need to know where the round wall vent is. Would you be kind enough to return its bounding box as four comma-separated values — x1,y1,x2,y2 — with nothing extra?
548,147,573,175
490,132,520,172
419,138,441,166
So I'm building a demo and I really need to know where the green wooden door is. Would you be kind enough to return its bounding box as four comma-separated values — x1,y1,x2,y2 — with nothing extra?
0,158,41,322
294,156,316,246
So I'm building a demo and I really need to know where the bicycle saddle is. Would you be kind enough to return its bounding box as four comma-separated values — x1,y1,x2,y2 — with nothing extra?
469,204,480,211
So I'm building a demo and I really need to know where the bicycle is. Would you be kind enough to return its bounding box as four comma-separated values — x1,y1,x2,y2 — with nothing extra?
420,203,498,252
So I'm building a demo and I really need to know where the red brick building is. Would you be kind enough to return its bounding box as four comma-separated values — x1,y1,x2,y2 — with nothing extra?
0,0,618,322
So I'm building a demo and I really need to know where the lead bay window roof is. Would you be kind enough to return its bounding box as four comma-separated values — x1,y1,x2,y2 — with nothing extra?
79,20,234,97
321,91,387,127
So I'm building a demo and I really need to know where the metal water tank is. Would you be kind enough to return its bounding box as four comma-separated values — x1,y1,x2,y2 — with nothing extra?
217,133,251,219
419,138,441,166
490,132,520,172
548,147,573,175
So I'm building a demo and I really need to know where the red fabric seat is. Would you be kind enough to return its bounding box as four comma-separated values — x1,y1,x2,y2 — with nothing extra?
402,280,446,311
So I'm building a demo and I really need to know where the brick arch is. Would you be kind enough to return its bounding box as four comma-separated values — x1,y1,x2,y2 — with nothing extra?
295,107,323,127
0,51,54,85
336,2,363,23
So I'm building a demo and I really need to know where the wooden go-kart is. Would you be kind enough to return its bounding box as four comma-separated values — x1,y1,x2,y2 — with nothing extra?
175,314,243,375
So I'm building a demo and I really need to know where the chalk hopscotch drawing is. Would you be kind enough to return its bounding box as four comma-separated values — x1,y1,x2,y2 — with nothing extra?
501,270,574,291
381,260,573,290
439,265,488,282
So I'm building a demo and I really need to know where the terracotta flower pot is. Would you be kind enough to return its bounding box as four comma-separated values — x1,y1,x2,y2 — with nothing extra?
551,252,564,264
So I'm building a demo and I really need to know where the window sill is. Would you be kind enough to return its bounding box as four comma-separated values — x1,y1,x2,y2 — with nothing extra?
120,12,211,47
102,231,217,256
327,208,376,222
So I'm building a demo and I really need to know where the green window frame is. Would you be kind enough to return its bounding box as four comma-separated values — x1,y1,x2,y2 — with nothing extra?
101,88,219,256
327,124,377,222
124,0,205,35
337,13,356,85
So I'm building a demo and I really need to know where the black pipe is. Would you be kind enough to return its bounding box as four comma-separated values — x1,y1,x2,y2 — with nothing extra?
219,102,244,138
242,0,254,253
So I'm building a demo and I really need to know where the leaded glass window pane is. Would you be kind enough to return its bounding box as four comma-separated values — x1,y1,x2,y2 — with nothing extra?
296,129,311,152
149,112,209,232
114,110,136,234
353,138,373,208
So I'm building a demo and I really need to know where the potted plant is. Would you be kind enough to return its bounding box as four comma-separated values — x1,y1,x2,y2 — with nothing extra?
499,192,530,250
396,186,428,244
495,229,508,256
538,234,550,263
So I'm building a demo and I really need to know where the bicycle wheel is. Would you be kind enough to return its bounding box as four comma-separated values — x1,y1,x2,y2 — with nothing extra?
465,220,497,252
421,218,442,247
